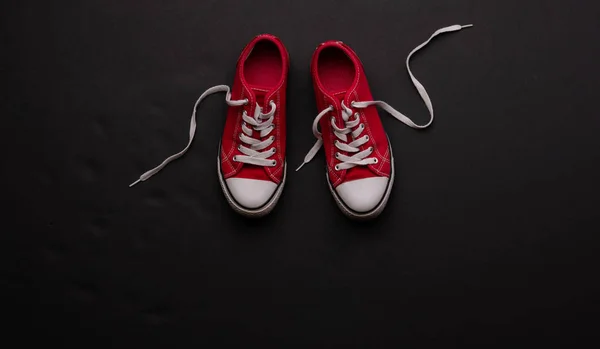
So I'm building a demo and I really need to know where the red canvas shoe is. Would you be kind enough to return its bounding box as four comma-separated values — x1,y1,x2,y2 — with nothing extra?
297,24,473,219
130,34,289,218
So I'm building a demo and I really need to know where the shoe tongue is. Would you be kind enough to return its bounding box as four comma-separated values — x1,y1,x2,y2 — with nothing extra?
249,86,271,110
331,90,347,102
246,86,270,137
331,90,352,109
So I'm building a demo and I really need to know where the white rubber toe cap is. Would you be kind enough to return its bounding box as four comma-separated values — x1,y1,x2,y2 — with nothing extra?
335,177,389,213
225,178,277,209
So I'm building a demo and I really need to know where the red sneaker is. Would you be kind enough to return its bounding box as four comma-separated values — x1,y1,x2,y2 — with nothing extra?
297,24,472,219
130,34,289,218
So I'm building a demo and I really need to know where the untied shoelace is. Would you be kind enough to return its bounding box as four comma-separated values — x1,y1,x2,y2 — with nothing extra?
129,85,277,187
295,24,473,171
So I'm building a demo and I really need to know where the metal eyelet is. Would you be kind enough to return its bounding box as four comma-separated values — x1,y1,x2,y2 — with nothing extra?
334,165,340,171
368,146,373,152
335,152,339,159
360,123,365,129
237,145,242,151
365,135,369,141
239,133,244,140
272,148,276,154
244,98,249,105
233,155,238,162
373,158,378,164
351,101,357,107
271,160,277,166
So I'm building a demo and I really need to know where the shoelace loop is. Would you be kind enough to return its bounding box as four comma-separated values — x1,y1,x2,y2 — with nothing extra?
296,23,473,172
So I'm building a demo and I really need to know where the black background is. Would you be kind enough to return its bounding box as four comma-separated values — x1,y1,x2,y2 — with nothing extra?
3,0,600,347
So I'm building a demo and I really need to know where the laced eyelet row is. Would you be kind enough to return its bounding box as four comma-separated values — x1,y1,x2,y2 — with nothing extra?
332,102,373,172
238,133,276,141
232,99,278,166
233,154,278,166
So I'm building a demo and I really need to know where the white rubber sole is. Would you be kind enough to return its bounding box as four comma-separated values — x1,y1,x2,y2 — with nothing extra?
327,146,395,220
217,157,286,218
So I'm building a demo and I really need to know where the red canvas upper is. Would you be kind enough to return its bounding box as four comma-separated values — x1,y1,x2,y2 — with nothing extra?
220,34,289,184
311,41,392,188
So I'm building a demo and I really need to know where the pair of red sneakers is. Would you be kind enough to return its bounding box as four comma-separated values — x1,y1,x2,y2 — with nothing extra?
130,24,472,219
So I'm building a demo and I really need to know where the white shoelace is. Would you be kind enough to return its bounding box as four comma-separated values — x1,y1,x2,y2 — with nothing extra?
130,85,277,187
296,24,473,172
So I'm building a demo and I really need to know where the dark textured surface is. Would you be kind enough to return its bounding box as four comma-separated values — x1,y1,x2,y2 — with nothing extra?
3,0,600,347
